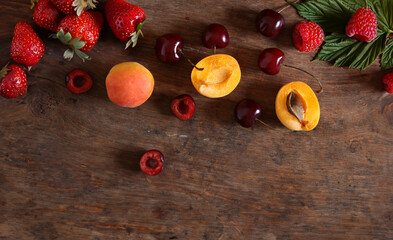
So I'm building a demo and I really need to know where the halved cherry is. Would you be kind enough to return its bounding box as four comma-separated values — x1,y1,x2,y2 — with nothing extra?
65,69,93,94
140,150,164,176
171,94,195,121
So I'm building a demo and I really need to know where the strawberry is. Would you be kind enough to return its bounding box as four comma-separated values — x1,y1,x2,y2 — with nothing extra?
31,0,63,32
383,72,393,94
51,11,103,61
0,64,27,99
292,21,324,52
11,21,45,70
345,7,377,43
50,0,98,16
105,0,146,49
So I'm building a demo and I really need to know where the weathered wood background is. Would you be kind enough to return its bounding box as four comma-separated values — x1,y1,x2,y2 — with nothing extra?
0,0,392,239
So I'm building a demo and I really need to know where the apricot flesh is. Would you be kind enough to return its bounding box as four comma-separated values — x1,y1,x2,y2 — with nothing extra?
106,62,154,108
275,81,320,131
191,54,241,98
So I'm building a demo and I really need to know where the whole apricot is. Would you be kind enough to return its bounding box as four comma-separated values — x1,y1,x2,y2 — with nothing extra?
191,54,241,98
106,62,154,108
275,81,320,131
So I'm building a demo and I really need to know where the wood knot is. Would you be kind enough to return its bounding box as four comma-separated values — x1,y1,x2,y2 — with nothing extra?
27,84,63,118
383,102,393,126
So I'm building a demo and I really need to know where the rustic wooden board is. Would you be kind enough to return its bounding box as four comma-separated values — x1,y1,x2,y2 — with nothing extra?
0,0,392,239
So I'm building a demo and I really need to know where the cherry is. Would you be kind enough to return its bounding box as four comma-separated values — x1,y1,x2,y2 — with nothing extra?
140,150,164,176
65,69,93,94
202,24,229,49
155,34,203,70
155,34,184,63
258,48,323,93
258,48,285,75
171,94,195,121
255,9,285,38
235,99,262,128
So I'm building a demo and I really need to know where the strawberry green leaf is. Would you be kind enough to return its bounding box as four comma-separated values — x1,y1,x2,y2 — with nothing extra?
315,30,388,70
64,49,75,61
75,50,91,62
381,39,393,70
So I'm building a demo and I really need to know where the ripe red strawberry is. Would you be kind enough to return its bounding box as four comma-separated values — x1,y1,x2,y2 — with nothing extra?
11,21,45,70
383,72,393,94
292,21,324,52
31,0,63,32
50,0,97,16
345,8,377,42
0,64,27,99
105,0,146,49
52,11,103,61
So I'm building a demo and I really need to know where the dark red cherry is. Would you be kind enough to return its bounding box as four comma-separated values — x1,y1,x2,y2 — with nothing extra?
258,48,285,75
140,150,164,176
65,69,93,94
235,99,262,128
202,24,229,49
171,94,195,121
155,34,184,63
256,9,285,38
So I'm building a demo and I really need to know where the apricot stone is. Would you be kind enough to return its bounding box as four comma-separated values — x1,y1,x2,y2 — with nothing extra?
106,62,154,108
191,54,241,98
275,81,320,131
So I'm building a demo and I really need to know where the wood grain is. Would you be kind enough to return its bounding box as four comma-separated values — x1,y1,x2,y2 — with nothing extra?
0,0,392,239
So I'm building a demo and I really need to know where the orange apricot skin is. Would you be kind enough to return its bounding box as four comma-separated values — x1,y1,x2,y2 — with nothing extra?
191,54,241,98
106,62,154,108
275,81,320,131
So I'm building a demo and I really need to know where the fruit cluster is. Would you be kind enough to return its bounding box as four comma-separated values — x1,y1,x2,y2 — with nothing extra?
1,0,392,176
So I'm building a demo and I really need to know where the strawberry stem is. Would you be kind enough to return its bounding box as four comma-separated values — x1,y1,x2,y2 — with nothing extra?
30,0,39,9
0,63,10,80
52,28,90,62
126,20,145,49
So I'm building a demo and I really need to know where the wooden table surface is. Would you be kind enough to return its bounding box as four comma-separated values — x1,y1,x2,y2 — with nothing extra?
1,0,392,239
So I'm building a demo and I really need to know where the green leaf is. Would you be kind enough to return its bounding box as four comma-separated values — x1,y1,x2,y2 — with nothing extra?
381,38,393,70
377,0,393,33
289,0,357,34
63,49,75,61
290,0,393,34
75,50,91,62
315,30,388,70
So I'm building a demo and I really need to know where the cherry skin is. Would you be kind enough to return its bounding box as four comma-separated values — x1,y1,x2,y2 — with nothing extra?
171,94,195,121
202,24,229,49
258,48,285,75
65,69,93,94
256,9,285,38
155,34,184,63
140,150,164,176
235,99,262,128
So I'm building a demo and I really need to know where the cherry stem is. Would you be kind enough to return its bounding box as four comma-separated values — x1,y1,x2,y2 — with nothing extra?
178,49,204,71
256,118,286,132
282,64,323,93
278,0,301,13
213,46,217,55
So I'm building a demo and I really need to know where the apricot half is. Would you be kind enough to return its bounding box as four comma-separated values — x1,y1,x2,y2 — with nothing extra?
191,54,241,98
106,62,154,108
275,81,320,131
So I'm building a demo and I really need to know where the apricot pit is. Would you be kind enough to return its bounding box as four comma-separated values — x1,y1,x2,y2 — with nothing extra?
275,81,320,131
